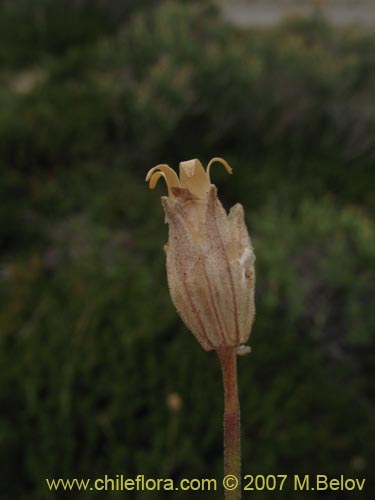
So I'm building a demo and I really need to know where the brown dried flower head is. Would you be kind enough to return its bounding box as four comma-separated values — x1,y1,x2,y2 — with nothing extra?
146,158,255,352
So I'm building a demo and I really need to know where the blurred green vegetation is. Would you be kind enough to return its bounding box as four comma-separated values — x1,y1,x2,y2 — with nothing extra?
0,1,374,499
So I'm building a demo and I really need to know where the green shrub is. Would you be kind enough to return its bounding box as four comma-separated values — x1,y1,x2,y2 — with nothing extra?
1,2,373,207
1,169,373,498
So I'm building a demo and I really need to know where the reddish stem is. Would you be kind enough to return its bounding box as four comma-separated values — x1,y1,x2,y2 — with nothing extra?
217,347,241,500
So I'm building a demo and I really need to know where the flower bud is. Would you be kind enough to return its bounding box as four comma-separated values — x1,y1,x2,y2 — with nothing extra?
146,158,255,351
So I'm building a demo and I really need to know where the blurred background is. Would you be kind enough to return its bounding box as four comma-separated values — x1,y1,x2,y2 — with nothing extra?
0,0,374,498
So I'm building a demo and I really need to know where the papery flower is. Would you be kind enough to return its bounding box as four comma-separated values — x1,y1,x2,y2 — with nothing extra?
146,158,255,352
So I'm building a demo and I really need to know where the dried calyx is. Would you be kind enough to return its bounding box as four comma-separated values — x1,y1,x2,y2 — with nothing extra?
146,158,255,353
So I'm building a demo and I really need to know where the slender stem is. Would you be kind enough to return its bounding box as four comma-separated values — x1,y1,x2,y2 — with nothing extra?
217,347,241,500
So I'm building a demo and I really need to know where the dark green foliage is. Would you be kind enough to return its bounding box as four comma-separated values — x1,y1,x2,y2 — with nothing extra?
0,1,374,499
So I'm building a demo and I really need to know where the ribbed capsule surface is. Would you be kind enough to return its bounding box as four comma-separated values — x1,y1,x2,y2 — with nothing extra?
146,158,255,351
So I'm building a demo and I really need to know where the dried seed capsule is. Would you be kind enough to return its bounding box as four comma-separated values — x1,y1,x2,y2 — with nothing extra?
146,158,255,351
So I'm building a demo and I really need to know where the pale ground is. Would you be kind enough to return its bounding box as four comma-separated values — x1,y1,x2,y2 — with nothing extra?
216,0,375,27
